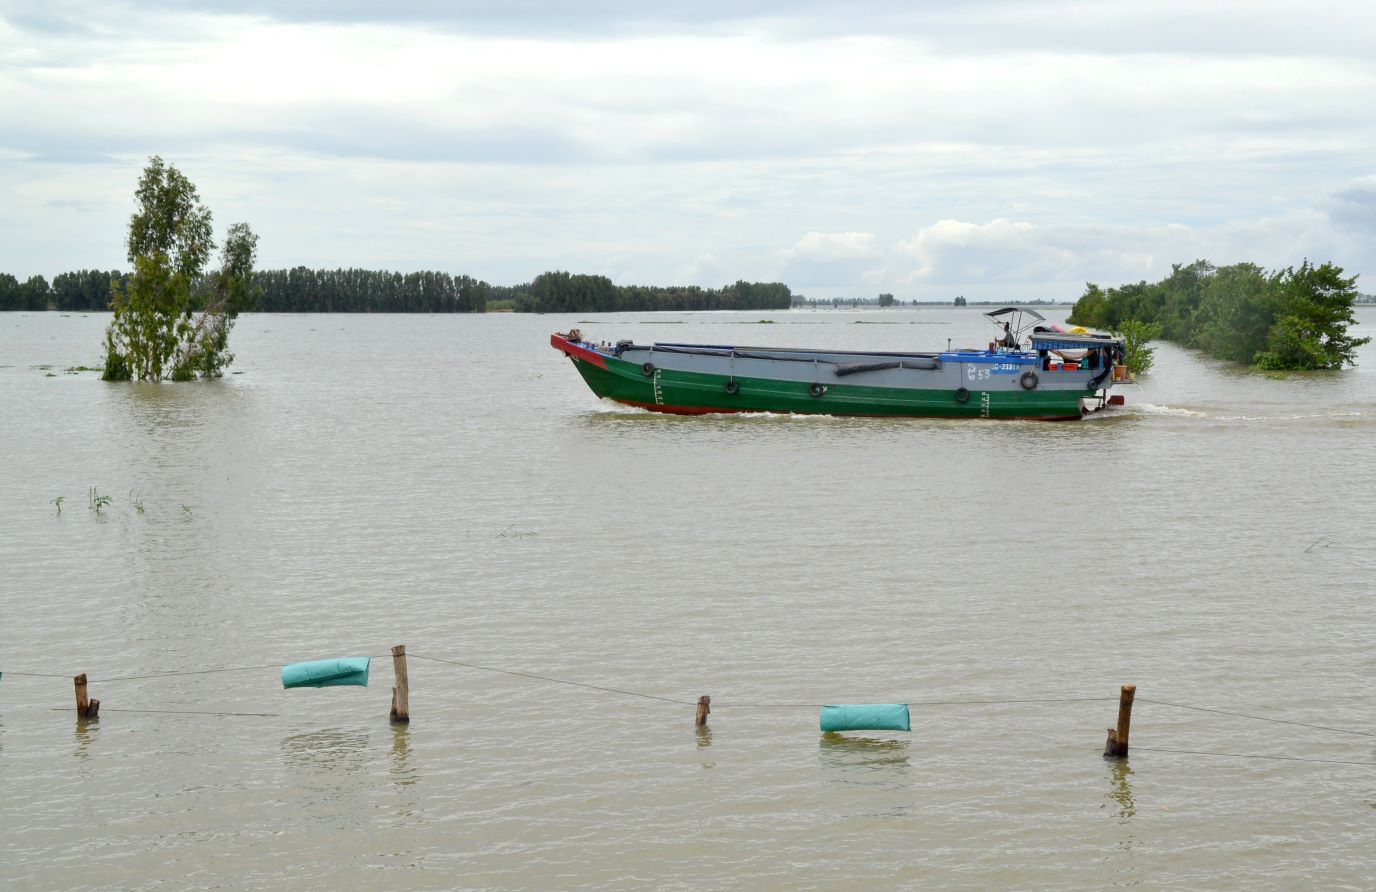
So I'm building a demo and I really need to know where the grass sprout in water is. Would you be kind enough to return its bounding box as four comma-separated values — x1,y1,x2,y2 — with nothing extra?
130,490,144,514
51,496,64,515
88,487,112,515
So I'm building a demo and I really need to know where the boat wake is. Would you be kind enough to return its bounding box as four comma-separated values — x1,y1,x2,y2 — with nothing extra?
1129,403,1364,423
592,404,856,423
1130,403,1210,418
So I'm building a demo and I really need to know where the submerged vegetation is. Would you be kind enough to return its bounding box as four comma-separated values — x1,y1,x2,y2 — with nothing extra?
1070,260,1369,370
1116,320,1161,376
88,487,111,515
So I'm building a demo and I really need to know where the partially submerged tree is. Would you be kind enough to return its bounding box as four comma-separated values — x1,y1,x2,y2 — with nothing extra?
1254,261,1370,371
1069,259,1368,371
1116,319,1162,376
102,156,258,381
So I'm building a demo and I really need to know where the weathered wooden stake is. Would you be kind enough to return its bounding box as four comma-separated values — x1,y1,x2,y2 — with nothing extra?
389,645,410,724
74,673,99,719
1103,684,1135,758
695,694,711,727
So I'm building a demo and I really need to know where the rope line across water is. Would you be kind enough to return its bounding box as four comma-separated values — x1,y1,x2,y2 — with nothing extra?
1,671,75,679
96,664,286,682
1132,745,1376,767
1138,698,1376,738
49,707,280,717
3,656,395,684
408,653,696,706
7,659,1373,743
719,697,1117,708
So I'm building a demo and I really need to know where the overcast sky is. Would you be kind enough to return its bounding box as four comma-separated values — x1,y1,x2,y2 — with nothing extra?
2,1,1374,299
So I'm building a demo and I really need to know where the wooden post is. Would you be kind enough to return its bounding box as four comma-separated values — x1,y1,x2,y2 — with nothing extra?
389,645,410,724
74,673,99,719
695,694,710,728
1103,684,1135,758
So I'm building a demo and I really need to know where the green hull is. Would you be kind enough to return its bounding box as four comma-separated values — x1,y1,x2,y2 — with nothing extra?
570,351,1087,420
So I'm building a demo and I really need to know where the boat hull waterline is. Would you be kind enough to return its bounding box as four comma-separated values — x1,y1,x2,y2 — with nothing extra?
551,332,1125,421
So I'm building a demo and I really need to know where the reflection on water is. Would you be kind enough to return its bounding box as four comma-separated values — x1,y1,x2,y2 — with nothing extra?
818,733,911,773
281,729,370,774
281,729,371,793
280,729,375,831
1105,759,1136,822
694,723,714,771
387,724,422,826
72,717,98,760
389,724,417,787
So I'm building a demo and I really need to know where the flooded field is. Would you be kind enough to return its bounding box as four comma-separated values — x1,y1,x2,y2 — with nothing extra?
2,307,1373,890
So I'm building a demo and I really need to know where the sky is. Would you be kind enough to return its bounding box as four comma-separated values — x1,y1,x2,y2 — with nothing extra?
2,1,1374,300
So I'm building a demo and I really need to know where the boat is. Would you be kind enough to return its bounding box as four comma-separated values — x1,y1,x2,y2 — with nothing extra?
551,308,1127,420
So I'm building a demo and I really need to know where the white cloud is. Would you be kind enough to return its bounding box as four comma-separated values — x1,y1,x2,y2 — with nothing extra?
785,232,880,262
0,1,1373,294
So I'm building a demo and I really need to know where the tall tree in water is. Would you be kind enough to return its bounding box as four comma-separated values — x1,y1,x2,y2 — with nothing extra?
1255,261,1370,370
102,156,258,381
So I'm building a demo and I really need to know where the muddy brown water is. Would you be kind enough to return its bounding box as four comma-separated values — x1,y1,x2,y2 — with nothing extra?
2,308,1373,889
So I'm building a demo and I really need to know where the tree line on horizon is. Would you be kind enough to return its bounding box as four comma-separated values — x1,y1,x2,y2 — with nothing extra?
1068,259,1370,370
1,267,791,314
502,271,792,313
253,268,491,313
0,267,492,314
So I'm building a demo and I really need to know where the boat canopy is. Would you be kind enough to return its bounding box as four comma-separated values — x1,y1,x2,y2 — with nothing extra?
984,307,1045,322
984,306,1045,348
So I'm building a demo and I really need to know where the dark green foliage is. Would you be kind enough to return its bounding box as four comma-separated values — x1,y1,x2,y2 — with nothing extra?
1186,262,1271,362
510,273,791,313
1069,259,1368,370
0,273,19,310
52,270,127,311
20,275,50,310
9,263,786,315
0,274,52,310
1117,320,1162,376
252,267,489,313
1254,262,1369,370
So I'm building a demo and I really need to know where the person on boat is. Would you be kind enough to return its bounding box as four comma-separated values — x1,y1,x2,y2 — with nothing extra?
999,322,1018,350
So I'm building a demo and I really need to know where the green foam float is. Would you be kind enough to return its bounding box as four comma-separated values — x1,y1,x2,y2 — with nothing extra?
281,657,371,689
819,703,911,733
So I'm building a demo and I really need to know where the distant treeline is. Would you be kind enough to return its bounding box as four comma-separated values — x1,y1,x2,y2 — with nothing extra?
2,267,792,314
253,268,489,313
0,267,493,313
500,272,792,313
0,270,120,311
1068,260,1369,370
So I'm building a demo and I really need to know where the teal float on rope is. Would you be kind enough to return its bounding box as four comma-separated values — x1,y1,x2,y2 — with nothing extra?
281,657,371,689
820,703,911,732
